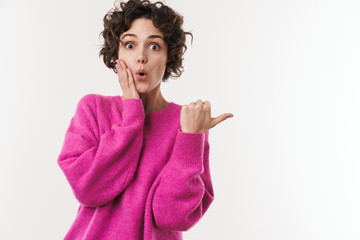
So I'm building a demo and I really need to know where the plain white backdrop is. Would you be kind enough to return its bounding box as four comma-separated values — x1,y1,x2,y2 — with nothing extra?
0,0,359,239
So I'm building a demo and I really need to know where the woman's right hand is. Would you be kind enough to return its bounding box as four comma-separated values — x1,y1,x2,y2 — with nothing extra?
116,59,140,99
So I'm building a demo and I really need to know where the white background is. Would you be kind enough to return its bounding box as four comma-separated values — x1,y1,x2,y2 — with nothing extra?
1,0,359,239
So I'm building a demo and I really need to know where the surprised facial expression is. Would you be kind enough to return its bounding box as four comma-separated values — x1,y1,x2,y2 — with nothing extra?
118,18,168,93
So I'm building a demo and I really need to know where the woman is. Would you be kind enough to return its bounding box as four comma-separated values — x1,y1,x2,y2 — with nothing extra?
57,0,234,239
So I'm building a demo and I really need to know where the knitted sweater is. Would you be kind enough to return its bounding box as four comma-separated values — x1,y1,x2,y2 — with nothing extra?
57,94,214,240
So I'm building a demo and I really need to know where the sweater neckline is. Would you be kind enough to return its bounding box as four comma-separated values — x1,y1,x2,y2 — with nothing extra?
145,101,175,118
116,95,175,118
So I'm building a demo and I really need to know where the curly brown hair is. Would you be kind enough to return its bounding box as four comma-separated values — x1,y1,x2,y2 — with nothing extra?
98,0,193,82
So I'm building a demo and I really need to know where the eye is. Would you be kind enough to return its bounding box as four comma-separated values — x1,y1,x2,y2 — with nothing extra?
150,43,160,50
124,42,134,49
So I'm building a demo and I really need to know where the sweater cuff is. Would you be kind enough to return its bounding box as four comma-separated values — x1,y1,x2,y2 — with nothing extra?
121,98,145,124
173,129,205,165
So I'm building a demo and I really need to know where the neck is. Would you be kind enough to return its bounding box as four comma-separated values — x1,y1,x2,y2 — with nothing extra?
139,85,169,115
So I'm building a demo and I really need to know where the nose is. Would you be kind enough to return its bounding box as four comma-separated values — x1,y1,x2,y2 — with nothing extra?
137,55,147,64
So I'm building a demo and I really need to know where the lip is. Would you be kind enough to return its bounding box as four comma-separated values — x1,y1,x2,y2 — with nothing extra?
136,74,147,81
135,68,148,81
136,68,147,75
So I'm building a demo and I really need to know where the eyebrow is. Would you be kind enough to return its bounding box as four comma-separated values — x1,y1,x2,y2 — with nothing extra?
121,33,164,41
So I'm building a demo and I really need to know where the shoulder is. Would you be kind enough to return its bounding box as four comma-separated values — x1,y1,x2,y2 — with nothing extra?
78,93,98,103
76,93,100,110
71,94,98,123
77,93,114,107
76,93,124,115
75,93,115,116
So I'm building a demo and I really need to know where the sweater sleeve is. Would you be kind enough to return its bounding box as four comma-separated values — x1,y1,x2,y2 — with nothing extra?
57,94,145,208
152,129,214,232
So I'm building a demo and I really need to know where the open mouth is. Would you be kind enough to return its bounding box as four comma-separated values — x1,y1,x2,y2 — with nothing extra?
136,69,147,78
136,73,147,80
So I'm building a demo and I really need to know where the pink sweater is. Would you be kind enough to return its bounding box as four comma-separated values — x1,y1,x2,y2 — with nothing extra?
57,94,214,240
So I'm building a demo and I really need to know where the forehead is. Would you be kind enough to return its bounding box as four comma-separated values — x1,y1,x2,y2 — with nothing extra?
121,18,164,38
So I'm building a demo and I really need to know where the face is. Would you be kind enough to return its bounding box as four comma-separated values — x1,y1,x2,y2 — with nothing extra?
117,18,168,93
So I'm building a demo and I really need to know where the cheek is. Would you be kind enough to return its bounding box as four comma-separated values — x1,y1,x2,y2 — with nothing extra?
118,51,130,60
153,54,167,69
117,52,133,68
153,62,167,76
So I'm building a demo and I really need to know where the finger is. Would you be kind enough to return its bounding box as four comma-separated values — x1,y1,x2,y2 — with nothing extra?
118,59,123,71
119,60,126,72
121,59,127,66
120,59,129,70
116,60,125,88
119,60,129,86
116,59,120,72
210,113,234,128
129,67,137,82
118,60,126,79
203,100,211,111
203,100,211,106
127,68,136,90
124,67,130,88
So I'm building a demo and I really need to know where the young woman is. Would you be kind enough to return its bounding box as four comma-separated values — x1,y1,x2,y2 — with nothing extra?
57,0,233,239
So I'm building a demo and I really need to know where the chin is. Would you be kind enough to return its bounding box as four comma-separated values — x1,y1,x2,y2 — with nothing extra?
135,86,149,93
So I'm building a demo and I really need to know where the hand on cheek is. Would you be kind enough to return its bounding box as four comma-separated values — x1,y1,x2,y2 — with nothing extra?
116,59,140,99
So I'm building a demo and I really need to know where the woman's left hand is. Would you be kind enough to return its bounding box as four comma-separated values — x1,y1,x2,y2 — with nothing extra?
180,100,234,133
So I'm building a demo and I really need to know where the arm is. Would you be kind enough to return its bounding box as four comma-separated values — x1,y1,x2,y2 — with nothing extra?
57,94,145,208
152,129,214,231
